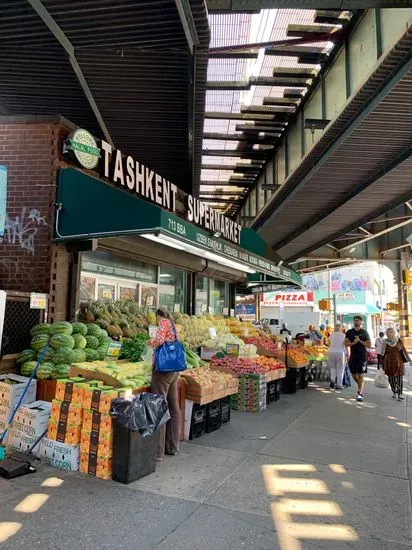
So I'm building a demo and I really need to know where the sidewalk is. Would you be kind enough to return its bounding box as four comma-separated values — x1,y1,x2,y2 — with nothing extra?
1,368,411,549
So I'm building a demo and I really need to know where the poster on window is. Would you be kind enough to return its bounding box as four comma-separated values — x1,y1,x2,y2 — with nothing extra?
141,285,158,308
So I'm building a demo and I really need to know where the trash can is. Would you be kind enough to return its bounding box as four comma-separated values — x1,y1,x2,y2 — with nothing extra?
110,393,170,484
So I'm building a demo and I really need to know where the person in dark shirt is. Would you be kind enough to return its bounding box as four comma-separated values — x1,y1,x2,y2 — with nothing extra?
344,315,371,402
280,323,291,336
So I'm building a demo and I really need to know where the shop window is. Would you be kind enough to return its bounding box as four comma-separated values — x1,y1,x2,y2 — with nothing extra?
210,279,227,316
97,283,116,301
159,268,186,314
140,285,158,309
82,251,157,284
196,277,208,315
79,275,96,301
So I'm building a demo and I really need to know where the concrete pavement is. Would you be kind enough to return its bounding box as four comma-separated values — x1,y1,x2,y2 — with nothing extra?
1,367,411,549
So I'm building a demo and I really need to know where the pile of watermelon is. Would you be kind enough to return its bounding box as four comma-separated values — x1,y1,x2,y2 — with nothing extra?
16,321,112,380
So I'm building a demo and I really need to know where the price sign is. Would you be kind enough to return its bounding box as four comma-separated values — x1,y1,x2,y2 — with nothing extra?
209,327,217,339
30,293,47,310
230,309,235,317
173,303,180,313
223,308,229,317
148,325,158,339
201,303,207,313
226,344,239,357
243,328,249,337
106,342,122,358
304,339,313,347
208,306,214,314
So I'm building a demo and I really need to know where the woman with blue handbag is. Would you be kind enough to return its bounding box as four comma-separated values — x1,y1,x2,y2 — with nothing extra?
150,309,187,461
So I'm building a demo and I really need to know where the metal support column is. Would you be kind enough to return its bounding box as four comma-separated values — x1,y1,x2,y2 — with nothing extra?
399,251,410,337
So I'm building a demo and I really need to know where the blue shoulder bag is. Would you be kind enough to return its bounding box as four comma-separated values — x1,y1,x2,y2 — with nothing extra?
155,322,187,373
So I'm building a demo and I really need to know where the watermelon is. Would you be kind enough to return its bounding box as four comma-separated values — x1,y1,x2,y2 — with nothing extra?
53,348,75,365
20,361,37,377
31,334,50,352
86,323,101,337
96,345,109,360
52,364,70,379
16,349,37,366
30,323,51,337
85,335,99,349
71,322,87,336
37,349,55,363
99,329,109,340
50,321,73,335
72,349,87,363
72,334,87,349
50,334,75,350
84,348,99,362
36,362,54,380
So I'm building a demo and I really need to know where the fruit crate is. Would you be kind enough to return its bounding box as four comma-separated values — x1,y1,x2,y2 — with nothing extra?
299,367,308,389
205,400,222,434
189,403,206,440
220,396,231,424
267,380,281,404
281,367,303,394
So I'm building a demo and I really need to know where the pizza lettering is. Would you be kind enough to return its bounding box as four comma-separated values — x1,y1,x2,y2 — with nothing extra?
261,292,314,306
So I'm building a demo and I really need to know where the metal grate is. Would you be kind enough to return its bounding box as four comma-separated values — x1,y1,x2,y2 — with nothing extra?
1,297,44,356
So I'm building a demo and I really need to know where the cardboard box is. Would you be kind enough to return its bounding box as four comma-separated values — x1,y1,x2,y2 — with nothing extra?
48,400,83,445
7,400,51,457
80,451,112,480
0,373,37,411
55,378,89,404
39,437,80,471
81,410,113,458
36,379,57,402
0,354,18,375
82,386,130,413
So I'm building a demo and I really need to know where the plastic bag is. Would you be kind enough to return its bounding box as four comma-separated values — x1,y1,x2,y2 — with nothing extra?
110,393,170,437
142,347,154,365
374,369,389,389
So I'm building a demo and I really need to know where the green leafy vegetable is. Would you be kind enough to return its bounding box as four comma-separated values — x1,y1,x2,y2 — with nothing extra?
120,332,150,362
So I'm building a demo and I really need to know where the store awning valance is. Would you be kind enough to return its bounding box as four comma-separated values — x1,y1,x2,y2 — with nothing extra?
55,168,301,287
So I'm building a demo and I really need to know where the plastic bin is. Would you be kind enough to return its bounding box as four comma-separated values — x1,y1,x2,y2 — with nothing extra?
189,403,206,440
206,400,222,434
220,396,231,424
112,420,160,484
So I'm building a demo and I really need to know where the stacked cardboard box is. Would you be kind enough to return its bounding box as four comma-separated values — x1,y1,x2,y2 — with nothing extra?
0,374,37,442
79,385,122,480
7,400,51,456
231,374,267,413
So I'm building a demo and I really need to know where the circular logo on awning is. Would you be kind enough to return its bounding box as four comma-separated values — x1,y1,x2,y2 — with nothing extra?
69,128,100,169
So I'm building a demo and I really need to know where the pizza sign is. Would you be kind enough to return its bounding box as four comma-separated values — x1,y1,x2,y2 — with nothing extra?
261,291,314,307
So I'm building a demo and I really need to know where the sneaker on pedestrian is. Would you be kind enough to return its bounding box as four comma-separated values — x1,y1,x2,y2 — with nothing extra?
335,386,343,390
330,381,335,389
356,393,364,402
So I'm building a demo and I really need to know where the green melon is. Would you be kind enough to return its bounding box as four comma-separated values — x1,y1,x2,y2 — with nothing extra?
37,349,55,363
20,361,37,377
85,335,99,349
71,322,88,336
16,349,37,366
53,348,75,365
96,344,109,360
72,349,87,363
31,334,50,352
99,329,109,341
50,321,73,335
85,323,101,337
50,334,75,350
72,333,87,349
51,364,70,379
84,348,99,362
30,323,51,337
36,362,54,380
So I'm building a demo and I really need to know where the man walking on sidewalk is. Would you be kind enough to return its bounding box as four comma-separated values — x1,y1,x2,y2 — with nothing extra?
345,316,371,402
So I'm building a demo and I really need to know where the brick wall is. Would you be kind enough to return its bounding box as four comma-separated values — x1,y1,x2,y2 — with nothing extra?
0,121,60,293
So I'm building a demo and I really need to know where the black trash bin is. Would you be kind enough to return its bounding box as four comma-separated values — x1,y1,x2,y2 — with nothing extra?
112,420,160,484
110,393,169,484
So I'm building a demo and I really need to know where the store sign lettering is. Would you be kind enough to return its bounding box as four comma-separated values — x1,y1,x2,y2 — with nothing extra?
187,196,241,245
262,292,314,307
64,129,241,245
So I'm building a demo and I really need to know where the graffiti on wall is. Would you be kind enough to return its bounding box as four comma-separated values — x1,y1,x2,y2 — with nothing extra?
304,268,372,292
0,207,47,256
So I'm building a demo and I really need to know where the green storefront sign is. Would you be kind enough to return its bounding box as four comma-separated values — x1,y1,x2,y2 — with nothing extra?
55,168,301,287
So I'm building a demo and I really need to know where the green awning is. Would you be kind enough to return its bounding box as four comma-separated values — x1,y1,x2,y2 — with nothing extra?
55,168,301,287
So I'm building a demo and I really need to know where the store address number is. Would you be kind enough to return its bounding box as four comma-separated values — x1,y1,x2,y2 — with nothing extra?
168,218,187,236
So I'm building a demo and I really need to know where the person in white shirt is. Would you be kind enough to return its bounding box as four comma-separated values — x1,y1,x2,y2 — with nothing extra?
328,322,348,390
375,331,385,369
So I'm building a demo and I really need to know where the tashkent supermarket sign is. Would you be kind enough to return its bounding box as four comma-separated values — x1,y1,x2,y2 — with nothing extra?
65,129,242,245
